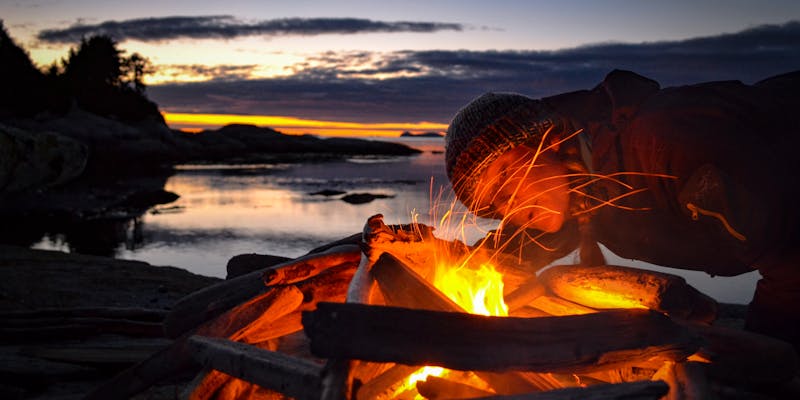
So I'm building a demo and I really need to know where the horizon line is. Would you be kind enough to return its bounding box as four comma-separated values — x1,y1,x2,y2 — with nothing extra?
161,112,449,137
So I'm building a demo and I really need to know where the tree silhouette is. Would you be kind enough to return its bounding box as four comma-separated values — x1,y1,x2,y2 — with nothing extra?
62,35,124,91
58,35,161,122
0,20,46,115
122,53,154,94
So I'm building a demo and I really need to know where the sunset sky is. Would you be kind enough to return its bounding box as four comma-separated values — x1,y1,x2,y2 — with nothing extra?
3,0,800,136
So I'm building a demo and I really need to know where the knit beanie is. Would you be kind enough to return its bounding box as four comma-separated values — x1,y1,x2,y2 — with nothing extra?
445,92,563,212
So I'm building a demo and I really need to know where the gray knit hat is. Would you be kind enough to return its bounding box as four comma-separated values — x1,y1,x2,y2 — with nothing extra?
445,92,563,213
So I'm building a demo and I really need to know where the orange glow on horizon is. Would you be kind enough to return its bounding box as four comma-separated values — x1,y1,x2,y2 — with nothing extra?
162,112,448,137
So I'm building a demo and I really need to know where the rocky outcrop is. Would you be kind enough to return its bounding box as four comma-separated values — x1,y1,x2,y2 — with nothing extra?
0,124,88,196
0,245,219,311
171,124,421,162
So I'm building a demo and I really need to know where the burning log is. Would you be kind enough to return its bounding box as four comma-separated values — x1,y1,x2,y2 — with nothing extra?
186,336,322,400
320,240,380,400
469,380,669,399
416,375,495,399
528,295,597,316
302,302,701,374
182,368,232,400
371,252,463,312
538,265,718,322
354,364,420,400
164,244,360,338
504,278,546,313
196,286,304,342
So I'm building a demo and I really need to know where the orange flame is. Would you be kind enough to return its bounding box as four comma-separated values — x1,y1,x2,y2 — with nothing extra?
434,262,508,316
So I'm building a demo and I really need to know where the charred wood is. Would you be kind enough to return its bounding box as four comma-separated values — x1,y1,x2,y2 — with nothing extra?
470,380,669,399
164,244,360,338
416,375,495,399
370,252,463,312
187,336,322,400
354,364,419,400
303,303,701,374
652,361,714,400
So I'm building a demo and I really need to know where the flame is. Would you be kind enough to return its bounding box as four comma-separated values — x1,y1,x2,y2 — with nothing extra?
393,260,507,398
434,262,509,316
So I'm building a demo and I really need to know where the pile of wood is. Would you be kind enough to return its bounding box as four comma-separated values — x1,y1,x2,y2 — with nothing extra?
87,215,798,400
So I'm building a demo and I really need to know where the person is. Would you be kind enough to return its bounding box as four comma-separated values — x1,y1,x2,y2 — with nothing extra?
445,69,800,348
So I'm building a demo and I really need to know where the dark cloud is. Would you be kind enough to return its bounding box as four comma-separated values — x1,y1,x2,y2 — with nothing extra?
148,21,800,124
36,15,464,43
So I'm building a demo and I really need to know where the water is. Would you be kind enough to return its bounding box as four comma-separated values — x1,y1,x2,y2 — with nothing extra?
30,136,760,304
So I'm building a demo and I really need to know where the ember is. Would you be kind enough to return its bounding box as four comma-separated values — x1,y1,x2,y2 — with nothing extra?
88,214,799,400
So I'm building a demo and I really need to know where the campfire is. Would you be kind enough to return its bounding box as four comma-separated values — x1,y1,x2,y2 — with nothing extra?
89,215,798,399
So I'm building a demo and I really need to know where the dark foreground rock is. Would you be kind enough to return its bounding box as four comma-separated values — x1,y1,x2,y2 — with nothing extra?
0,245,220,399
0,245,220,311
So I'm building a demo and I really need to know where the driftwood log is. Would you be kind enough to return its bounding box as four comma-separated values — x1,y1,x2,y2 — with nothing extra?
652,361,714,400
163,244,360,338
471,380,669,399
186,336,322,400
303,302,701,374
538,265,718,322
416,375,495,399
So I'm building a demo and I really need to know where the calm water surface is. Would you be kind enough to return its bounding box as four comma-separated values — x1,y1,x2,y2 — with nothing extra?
33,137,759,304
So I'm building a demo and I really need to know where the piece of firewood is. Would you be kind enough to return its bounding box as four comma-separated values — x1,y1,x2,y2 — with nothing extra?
187,336,322,400
538,265,717,322
653,361,715,400
371,252,463,312
682,321,798,385
321,248,379,400
195,285,303,342
528,295,597,316
469,380,669,399
355,364,420,400
303,303,701,374
164,244,360,338
262,245,359,286
181,368,231,400
504,278,546,312
417,375,495,399
476,371,564,394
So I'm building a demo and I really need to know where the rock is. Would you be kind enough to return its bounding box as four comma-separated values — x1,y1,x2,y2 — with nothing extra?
173,124,421,162
0,245,220,311
341,192,395,204
400,131,444,138
225,253,292,280
0,124,88,196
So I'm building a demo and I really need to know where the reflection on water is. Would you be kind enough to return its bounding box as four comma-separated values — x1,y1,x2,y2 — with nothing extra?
27,137,760,304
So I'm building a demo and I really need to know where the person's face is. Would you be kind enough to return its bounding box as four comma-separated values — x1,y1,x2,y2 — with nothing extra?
476,145,571,233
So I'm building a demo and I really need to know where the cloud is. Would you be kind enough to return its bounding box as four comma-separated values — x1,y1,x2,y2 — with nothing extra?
147,21,800,124
36,15,464,43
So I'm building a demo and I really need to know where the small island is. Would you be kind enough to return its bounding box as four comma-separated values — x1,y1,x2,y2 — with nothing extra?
400,130,445,138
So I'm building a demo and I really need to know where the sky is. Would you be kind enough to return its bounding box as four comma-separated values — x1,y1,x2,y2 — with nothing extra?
3,0,800,136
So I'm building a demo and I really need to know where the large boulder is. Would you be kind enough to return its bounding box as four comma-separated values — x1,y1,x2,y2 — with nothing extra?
0,124,88,196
